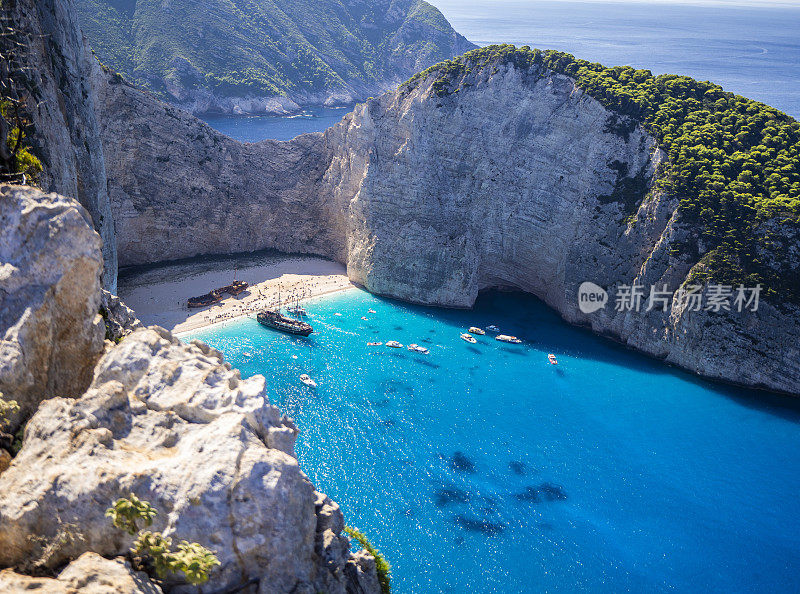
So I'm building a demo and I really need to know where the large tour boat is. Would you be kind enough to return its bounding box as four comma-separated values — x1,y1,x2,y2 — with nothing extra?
257,309,313,336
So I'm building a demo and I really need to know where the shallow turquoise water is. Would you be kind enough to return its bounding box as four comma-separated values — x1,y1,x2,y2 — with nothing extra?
186,289,800,593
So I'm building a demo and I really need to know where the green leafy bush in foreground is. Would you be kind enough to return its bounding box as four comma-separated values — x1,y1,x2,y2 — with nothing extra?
404,45,800,300
107,495,220,585
345,525,391,594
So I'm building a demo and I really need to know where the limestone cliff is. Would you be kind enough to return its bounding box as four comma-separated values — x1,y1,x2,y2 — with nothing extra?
96,56,799,396
9,0,117,291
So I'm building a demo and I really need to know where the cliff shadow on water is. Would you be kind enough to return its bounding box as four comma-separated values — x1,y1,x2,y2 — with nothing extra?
377,288,800,418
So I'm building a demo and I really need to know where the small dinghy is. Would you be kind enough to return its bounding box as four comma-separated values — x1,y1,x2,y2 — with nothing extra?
460,333,477,344
361,316,368,320
334,312,342,316
486,325,500,333
299,374,317,388
386,340,403,348
496,334,522,344
407,343,430,354
367,341,383,346
468,326,485,335
548,353,558,365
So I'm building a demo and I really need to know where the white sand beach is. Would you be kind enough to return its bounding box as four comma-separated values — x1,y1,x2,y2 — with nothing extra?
118,254,355,335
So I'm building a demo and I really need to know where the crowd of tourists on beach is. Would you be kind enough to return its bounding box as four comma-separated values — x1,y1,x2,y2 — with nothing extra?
186,276,349,329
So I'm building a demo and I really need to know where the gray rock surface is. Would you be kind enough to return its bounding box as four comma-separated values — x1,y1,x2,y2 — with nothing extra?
0,325,379,593
10,0,117,291
0,552,162,593
100,289,142,343
0,185,105,428
95,57,799,395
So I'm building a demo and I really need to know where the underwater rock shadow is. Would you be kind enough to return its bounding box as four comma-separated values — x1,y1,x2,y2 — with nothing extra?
433,486,471,507
450,451,476,474
453,514,505,537
508,461,527,475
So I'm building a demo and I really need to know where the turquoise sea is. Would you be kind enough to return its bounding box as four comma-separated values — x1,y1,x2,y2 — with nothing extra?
186,289,800,593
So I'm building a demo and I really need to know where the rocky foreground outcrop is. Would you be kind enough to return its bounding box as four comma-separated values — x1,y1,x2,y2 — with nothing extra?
0,185,105,428
0,552,161,593
95,54,799,395
0,325,378,593
0,187,378,593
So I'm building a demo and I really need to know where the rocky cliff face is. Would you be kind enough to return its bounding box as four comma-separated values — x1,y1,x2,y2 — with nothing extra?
96,58,799,395
94,75,348,268
0,187,379,594
10,0,117,291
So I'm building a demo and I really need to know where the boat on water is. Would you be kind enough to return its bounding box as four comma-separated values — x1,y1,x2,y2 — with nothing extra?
367,342,383,346
486,325,500,332
257,309,313,336
496,334,522,344
287,304,307,316
368,309,377,314
460,333,477,344
299,374,317,388
361,316,368,320
468,326,485,335
548,353,558,365
408,343,430,354
386,340,403,348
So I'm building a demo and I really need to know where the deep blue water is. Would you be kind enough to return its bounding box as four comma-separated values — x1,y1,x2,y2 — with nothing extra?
186,289,800,593
200,105,353,142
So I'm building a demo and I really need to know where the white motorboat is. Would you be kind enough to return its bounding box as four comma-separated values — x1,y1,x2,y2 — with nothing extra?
299,374,317,388
468,326,485,335
460,333,477,344
496,334,522,344
548,353,558,365
386,340,403,348
408,343,430,354
486,325,500,332
368,309,377,314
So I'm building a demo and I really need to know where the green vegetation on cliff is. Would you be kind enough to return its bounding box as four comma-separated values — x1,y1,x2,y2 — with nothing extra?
405,45,800,298
74,0,474,103
107,494,220,585
345,525,391,594
0,2,43,184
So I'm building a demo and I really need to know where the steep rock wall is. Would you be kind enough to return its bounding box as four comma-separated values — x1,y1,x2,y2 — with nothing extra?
96,61,800,395
11,0,117,291
94,76,349,267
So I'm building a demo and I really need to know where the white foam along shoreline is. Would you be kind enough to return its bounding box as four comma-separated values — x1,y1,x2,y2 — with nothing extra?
118,255,356,337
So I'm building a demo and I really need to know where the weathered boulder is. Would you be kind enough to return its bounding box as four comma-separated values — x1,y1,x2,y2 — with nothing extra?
0,552,161,593
0,185,105,428
0,326,378,594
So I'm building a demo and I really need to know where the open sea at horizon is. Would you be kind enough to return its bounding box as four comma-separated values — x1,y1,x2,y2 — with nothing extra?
202,1,800,143
185,289,800,593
